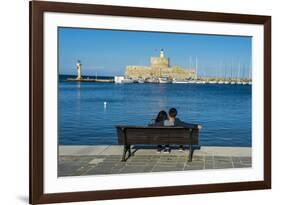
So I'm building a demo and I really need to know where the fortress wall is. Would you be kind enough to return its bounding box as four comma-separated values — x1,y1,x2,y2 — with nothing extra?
169,67,196,80
125,66,152,79
150,57,169,68
125,65,195,80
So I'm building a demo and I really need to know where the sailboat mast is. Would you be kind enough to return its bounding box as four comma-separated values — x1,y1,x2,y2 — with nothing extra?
224,62,227,79
195,57,198,79
248,64,251,80
238,62,240,81
230,60,233,80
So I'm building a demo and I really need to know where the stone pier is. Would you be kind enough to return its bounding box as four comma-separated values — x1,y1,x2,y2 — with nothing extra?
58,145,252,177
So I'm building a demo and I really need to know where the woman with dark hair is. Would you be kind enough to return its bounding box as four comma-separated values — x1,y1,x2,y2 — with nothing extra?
155,110,168,125
149,110,168,153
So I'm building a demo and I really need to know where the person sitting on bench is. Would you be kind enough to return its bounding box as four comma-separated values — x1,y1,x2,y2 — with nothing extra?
149,110,168,153
164,108,202,152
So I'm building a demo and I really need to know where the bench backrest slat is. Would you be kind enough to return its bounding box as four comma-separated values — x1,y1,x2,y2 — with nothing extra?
116,126,199,145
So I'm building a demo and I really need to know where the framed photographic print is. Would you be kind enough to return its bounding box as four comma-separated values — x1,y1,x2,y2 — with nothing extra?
29,0,271,204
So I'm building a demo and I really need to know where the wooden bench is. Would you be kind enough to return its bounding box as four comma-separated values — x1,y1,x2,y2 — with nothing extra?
116,125,199,162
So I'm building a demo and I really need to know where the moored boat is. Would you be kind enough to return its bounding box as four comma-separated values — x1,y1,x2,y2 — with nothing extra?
121,78,134,84
172,79,189,84
208,81,217,84
159,77,172,83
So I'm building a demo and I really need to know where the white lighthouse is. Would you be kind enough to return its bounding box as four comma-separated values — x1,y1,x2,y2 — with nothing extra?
76,60,82,80
160,49,165,58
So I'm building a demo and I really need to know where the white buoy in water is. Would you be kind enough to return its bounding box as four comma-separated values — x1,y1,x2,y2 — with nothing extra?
104,101,107,108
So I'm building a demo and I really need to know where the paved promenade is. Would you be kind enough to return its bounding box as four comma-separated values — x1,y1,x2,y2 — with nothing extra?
58,145,252,177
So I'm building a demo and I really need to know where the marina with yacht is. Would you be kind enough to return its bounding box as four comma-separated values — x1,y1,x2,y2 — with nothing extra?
113,77,252,85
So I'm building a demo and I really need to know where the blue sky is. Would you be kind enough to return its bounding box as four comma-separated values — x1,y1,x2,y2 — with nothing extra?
58,27,252,78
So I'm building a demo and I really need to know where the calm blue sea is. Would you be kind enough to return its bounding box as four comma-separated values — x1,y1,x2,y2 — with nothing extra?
59,75,252,147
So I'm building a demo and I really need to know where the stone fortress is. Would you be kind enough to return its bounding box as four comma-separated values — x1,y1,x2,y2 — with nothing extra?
125,49,196,80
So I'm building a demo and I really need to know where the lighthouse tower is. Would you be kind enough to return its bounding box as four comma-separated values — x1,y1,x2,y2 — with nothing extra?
160,49,165,58
76,60,82,80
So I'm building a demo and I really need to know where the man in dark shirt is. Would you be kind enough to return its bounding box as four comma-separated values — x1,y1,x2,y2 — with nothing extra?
164,108,202,152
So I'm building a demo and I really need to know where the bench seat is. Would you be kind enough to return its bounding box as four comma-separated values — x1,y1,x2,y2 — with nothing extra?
116,125,199,162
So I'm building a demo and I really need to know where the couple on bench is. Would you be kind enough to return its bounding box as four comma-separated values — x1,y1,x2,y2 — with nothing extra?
149,108,202,153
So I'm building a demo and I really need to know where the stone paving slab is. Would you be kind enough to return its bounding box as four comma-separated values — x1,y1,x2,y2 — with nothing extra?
59,146,109,156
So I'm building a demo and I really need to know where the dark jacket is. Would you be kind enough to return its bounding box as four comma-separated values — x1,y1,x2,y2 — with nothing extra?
172,118,198,129
149,118,197,128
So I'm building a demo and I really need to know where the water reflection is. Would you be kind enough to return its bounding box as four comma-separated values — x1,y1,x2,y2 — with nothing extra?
73,82,81,118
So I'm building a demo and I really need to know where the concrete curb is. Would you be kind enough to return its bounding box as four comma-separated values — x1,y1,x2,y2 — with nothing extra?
59,145,251,157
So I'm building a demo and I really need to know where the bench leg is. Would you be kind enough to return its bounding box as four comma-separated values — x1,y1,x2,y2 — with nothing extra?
128,145,131,157
122,145,128,162
189,144,193,162
188,130,194,162
121,145,131,162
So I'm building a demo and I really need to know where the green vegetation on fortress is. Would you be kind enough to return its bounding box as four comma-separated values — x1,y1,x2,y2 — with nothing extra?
125,49,196,80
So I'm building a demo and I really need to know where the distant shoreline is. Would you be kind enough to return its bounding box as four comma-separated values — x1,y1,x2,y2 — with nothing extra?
59,74,114,78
